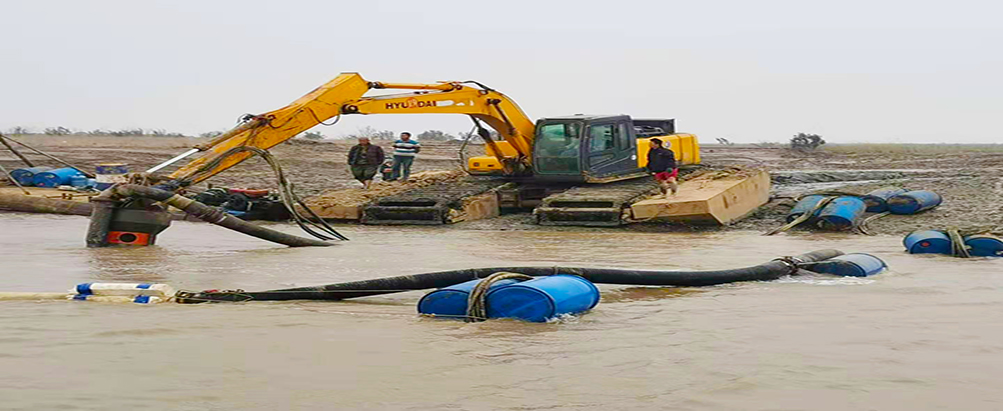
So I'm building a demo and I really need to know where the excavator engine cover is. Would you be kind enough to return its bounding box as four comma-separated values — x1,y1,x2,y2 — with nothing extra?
106,208,172,246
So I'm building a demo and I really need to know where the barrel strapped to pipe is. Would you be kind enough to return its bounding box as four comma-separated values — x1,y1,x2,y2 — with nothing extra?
179,249,845,303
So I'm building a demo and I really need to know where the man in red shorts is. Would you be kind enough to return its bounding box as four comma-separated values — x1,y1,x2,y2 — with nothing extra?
646,138,678,197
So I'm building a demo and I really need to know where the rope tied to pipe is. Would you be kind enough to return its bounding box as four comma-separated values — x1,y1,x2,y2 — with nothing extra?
947,228,972,258
770,256,805,276
766,193,880,236
764,196,837,236
465,272,533,322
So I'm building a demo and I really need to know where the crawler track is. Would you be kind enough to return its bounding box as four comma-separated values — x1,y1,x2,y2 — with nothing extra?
533,178,660,226
361,176,508,225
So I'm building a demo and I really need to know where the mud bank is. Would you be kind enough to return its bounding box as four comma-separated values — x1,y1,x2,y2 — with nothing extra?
2,138,999,236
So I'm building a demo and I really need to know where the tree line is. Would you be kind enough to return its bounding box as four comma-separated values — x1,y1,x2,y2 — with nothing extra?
4,125,495,141
5,126,191,138
295,126,489,141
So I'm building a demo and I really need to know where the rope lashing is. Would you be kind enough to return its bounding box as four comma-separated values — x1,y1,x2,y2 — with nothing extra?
465,271,533,322
947,229,972,258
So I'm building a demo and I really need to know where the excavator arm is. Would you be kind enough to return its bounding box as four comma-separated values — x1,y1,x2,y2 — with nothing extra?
158,73,536,185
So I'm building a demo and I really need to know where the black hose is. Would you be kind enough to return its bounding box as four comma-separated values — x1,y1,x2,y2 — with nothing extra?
85,200,115,248
94,184,332,247
179,249,843,303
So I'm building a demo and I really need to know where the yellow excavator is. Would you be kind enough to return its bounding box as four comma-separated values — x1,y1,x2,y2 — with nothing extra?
145,72,700,227
150,72,699,186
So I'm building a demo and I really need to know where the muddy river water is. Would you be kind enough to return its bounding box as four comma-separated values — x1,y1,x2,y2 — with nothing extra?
1,214,1002,410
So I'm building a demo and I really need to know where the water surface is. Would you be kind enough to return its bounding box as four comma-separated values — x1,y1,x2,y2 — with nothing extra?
1,214,1001,410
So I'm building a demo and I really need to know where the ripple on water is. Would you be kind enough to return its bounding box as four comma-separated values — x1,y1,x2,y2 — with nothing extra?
2,215,1003,409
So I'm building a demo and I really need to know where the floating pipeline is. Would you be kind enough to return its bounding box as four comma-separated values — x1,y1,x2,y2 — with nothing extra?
418,278,521,318
862,187,907,213
9,166,53,186
888,190,942,215
32,167,84,188
484,275,600,322
800,253,887,277
816,196,866,231
418,275,601,322
903,230,1003,258
786,195,826,223
779,189,940,235
904,230,953,254
177,249,846,303
964,235,1003,257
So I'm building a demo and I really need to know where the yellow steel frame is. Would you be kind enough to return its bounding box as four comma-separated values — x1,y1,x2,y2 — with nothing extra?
169,73,535,184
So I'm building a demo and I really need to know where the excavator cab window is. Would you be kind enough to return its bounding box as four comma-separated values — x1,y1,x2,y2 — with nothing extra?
534,121,583,174
588,124,615,153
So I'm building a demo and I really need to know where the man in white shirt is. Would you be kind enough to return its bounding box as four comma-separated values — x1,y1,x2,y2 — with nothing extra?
390,132,420,181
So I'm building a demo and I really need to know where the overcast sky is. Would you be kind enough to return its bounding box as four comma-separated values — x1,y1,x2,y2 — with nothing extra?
2,0,1000,143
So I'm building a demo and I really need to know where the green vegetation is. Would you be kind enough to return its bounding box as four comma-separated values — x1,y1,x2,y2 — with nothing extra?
6,126,188,137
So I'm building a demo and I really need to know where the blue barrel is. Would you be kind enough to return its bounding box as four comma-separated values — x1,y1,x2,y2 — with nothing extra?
887,190,941,215
903,230,952,254
808,253,887,277
95,163,129,190
417,278,520,318
816,196,865,230
862,187,907,213
786,195,826,223
32,167,83,188
963,235,1003,257
485,275,600,322
69,175,90,188
8,166,53,186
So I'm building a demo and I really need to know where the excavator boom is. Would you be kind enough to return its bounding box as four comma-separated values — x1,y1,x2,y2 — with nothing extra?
163,73,535,184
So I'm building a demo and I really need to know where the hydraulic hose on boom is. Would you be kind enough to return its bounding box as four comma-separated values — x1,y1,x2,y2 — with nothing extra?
150,73,537,184
94,73,538,247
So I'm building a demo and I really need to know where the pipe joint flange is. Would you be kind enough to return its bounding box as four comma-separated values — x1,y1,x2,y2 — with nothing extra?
771,256,800,275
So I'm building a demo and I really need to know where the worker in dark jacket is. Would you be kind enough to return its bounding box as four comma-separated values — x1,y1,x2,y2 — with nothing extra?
347,137,385,189
645,138,678,197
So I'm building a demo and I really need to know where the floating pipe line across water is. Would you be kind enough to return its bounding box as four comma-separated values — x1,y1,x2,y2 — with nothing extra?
177,249,844,303
87,184,331,248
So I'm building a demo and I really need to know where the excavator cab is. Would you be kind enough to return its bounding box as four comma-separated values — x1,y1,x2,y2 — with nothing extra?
532,115,645,183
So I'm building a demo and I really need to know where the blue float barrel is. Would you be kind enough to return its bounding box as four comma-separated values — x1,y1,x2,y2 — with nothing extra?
417,278,520,318
485,275,600,322
786,194,826,223
8,166,53,186
816,196,865,230
69,175,90,188
903,230,952,254
887,190,941,215
963,235,1003,257
808,253,887,277
94,163,129,190
32,167,83,188
862,187,907,213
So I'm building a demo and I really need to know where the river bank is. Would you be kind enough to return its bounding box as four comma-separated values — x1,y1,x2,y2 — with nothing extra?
1,136,1000,235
